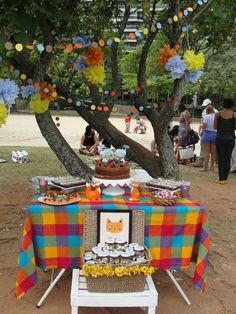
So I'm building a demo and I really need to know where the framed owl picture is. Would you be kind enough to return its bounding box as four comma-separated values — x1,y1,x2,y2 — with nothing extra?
97,210,132,244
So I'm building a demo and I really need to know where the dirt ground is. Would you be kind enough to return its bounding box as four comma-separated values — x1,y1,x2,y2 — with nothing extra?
0,113,236,314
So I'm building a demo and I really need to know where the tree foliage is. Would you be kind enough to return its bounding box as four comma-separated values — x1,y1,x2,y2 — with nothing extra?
0,0,235,180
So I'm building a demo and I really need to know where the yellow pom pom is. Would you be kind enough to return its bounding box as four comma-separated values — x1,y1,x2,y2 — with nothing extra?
183,50,205,71
0,104,8,128
29,93,49,114
83,65,105,84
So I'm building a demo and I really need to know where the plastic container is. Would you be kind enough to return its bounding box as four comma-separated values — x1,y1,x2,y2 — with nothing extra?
39,179,48,195
180,181,191,198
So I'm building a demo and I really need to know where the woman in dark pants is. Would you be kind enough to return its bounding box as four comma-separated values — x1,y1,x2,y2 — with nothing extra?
214,99,236,184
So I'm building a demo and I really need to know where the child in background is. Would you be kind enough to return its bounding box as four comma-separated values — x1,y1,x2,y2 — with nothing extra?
124,114,131,133
134,116,147,134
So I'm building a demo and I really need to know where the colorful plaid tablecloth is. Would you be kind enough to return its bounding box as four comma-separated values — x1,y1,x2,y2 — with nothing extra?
16,191,210,298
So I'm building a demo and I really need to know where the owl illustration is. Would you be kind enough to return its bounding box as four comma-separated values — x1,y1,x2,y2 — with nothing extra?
106,218,123,233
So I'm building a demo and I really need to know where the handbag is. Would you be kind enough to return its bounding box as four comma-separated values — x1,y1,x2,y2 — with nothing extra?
179,145,195,160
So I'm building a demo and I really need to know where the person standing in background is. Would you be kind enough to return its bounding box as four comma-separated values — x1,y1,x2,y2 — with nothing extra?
124,114,131,133
193,99,218,167
176,104,190,162
200,105,217,172
214,99,236,184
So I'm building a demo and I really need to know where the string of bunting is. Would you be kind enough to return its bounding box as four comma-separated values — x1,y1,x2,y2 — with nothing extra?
2,1,208,56
0,0,209,121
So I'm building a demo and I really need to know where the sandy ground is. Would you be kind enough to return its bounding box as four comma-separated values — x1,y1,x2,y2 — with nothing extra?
0,112,201,156
0,113,236,314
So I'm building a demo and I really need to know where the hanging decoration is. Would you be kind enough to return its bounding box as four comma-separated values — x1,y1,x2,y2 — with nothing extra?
183,50,205,71
0,0,210,113
159,45,177,65
165,55,187,79
83,65,105,84
21,85,39,99
185,70,203,83
159,44,205,83
39,82,57,102
29,93,49,114
0,78,19,105
55,116,60,128
0,104,8,127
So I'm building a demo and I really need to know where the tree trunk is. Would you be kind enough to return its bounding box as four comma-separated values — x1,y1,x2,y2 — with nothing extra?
35,111,93,181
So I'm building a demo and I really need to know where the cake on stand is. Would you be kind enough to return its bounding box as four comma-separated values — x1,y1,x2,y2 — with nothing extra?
93,177,132,196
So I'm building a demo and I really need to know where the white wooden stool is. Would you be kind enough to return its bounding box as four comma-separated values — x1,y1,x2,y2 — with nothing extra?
71,269,158,314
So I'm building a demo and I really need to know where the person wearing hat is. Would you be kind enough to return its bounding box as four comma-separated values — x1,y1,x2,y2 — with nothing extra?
193,99,218,167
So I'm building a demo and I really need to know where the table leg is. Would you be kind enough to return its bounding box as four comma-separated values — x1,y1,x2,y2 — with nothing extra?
36,269,66,308
165,270,191,305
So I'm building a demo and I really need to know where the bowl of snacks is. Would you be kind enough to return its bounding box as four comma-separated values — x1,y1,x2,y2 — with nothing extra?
150,189,179,206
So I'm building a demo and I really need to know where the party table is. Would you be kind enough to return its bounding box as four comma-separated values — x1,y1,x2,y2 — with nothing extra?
16,190,210,299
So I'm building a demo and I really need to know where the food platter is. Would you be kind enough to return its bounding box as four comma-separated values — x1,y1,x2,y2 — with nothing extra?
49,181,86,191
49,176,86,191
38,196,80,205
38,191,80,205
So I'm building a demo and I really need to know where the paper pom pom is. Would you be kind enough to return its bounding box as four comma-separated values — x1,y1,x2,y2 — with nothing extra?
165,55,187,79
183,50,205,71
85,47,103,66
29,93,49,114
21,85,39,99
0,104,8,127
185,70,203,83
74,56,88,73
159,44,177,65
72,35,90,47
0,79,19,105
39,82,57,102
83,65,105,84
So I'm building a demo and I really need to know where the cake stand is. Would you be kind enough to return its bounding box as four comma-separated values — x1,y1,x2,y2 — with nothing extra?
92,177,132,196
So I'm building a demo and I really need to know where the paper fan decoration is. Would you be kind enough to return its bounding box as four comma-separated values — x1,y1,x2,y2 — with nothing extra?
0,79,19,105
183,50,205,71
29,93,49,114
0,104,8,127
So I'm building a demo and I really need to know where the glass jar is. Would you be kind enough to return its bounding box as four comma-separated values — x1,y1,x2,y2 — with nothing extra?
120,252,132,265
97,251,109,264
129,242,139,248
109,251,120,265
136,257,147,264
97,242,106,249
91,247,100,260
84,251,93,262
105,238,115,251
115,238,127,251
39,178,48,195
85,260,96,265
134,245,145,258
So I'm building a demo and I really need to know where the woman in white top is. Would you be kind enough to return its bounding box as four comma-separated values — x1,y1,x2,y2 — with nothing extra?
200,105,217,171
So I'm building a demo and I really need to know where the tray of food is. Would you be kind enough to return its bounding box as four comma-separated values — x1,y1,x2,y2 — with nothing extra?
150,189,179,206
49,176,86,190
38,190,80,205
146,178,183,192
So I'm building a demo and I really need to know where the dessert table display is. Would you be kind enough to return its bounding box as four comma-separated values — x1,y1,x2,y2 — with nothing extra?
16,188,210,302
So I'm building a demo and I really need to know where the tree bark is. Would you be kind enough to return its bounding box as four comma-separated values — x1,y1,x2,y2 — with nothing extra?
35,111,93,181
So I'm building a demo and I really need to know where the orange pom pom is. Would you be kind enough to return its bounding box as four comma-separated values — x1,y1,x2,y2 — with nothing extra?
159,44,177,65
39,82,57,102
85,47,103,66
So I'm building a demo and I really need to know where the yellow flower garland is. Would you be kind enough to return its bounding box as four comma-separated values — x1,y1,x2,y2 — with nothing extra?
83,65,105,84
0,104,8,127
183,50,205,71
82,264,155,278
29,93,49,114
